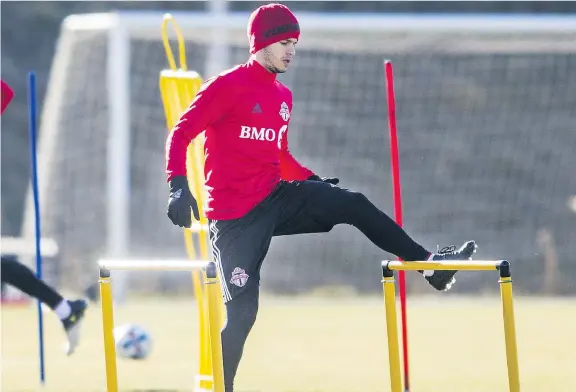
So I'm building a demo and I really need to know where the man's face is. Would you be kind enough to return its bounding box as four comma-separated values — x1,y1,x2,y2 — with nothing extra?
259,38,297,74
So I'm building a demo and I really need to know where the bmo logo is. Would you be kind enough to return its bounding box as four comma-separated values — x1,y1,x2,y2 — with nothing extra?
239,125,288,148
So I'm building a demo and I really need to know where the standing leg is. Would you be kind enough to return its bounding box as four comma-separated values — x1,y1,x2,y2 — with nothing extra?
219,284,260,391
209,187,284,391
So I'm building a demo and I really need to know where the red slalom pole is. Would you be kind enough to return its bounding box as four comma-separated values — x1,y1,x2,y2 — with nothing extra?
384,60,410,392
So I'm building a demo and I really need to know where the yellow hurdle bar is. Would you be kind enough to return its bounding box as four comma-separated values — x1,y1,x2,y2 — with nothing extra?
98,259,210,271
186,223,210,233
381,259,520,392
98,259,224,392
385,260,501,271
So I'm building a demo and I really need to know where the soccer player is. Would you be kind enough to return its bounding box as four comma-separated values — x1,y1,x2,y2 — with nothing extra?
1,80,87,355
164,4,477,390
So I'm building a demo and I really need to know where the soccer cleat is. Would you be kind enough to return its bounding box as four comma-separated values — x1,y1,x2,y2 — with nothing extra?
424,240,477,291
62,299,88,355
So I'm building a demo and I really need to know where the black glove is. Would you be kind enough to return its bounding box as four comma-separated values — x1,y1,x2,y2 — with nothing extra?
167,175,200,228
308,174,339,185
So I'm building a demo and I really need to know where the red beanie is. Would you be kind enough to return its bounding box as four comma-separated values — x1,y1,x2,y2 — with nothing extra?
247,3,300,54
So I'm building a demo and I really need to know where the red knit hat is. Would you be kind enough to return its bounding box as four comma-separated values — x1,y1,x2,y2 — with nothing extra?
247,3,300,54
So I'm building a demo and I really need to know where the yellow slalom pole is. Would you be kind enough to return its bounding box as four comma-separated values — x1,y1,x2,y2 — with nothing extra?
161,13,188,71
99,269,119,392
499,261,521,392
160,13,227,390
382,266,403,392
205,262,225,392
160,14,216,387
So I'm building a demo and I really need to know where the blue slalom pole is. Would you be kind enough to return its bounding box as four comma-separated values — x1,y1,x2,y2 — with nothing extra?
28,71,46,385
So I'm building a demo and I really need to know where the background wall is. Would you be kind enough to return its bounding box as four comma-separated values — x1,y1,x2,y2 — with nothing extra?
3,1,575,236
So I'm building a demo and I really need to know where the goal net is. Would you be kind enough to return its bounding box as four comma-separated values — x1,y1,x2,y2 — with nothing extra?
23,11,576,297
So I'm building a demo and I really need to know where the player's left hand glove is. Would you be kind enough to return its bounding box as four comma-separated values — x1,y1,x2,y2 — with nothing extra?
308,174,339,185
167,175,200,228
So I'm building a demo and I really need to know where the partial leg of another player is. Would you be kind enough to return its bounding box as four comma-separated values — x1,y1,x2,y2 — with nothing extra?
0,256,88,354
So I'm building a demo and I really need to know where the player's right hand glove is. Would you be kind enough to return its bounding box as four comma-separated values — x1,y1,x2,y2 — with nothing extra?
167,175,200,228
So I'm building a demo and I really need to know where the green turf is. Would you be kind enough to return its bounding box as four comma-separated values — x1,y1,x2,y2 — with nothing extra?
2,296,575,392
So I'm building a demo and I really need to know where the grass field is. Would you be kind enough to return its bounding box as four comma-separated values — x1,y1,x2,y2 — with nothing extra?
1,295,575,392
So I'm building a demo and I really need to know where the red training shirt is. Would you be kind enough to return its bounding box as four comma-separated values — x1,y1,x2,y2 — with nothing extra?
165,59,314,220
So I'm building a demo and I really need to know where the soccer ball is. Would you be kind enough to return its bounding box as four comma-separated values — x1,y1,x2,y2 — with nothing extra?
113,324,153,360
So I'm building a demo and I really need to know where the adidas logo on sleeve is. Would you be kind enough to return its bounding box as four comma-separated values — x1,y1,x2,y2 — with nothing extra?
252,103,262,114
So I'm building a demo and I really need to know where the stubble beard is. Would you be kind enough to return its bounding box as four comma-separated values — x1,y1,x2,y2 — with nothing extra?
262,48,286,74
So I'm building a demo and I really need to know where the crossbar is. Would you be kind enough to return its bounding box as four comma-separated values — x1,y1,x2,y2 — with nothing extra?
98,259,210,271
383,260,506,271
186,222,209,233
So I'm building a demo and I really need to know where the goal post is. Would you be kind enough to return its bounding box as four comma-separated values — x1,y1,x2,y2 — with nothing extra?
22,10,576,299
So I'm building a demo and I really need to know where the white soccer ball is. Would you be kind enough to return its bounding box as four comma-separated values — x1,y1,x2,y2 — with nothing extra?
113,324,153,360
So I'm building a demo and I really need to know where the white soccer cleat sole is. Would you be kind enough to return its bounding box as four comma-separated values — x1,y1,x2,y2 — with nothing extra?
64,320,83,355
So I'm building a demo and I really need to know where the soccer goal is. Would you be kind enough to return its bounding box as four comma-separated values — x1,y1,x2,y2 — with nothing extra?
22,9,576,301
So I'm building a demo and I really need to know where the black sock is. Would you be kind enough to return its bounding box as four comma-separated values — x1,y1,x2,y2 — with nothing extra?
1,256,63,308
221,285,259,392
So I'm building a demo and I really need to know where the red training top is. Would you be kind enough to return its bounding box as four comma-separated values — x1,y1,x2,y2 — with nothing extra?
1,80,14,115
165,59,314,220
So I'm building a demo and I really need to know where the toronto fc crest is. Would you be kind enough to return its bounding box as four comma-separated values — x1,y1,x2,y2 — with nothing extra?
230,267,249,287
279,102,290,121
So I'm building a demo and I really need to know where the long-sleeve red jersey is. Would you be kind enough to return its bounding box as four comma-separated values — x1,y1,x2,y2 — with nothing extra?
165,59,314,220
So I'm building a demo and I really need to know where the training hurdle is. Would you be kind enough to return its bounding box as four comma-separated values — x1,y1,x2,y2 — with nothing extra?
381,260,520,392
98,259,224,392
